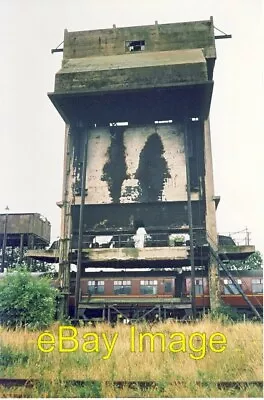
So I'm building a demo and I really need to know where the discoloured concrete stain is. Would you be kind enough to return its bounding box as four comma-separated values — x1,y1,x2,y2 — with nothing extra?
159,124,187,201
86,128,111,204
102,127,128,203
72,131,83,196
135,133,171,202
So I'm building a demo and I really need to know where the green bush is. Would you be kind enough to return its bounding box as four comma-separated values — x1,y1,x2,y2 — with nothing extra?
0,268,57,329
209,304,242,323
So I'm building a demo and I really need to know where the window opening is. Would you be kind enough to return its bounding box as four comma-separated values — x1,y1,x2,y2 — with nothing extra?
195,278,203,295
109,121,128,127
126,40,145,52
113,280,131,295
87,280,104,295
164,281,172,293
140,280,158,295
252,278,263,294
223,279,242,295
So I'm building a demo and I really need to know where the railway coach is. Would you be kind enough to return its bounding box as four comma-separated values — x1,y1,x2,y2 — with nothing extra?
67,269,263,321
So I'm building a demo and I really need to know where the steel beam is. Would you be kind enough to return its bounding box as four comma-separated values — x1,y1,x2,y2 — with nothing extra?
74,130,88,319
184,120,196,318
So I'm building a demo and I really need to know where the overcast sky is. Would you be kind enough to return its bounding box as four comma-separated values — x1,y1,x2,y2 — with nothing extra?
0,0,263,257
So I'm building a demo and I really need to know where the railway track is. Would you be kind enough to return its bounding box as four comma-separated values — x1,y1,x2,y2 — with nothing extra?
0,378,263,389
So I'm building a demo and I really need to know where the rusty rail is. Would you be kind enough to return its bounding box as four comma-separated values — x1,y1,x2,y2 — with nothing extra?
0,378,263,389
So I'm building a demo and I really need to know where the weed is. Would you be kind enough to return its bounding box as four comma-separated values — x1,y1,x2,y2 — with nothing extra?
0,344,29,367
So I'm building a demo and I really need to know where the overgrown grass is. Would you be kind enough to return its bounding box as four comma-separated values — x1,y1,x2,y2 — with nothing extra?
0,319,263,397
0,381,262,398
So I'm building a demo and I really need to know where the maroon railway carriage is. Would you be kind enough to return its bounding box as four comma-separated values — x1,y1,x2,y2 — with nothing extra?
184,270,263,315
68,269,263,320
68,271,189,321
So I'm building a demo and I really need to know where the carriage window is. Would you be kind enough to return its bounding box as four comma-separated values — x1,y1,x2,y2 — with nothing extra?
223,279,242,295
113,280,131,295
164,281,172,293
88,280,104,295
140,280,158,295
195,279,203,295
252,279,263,294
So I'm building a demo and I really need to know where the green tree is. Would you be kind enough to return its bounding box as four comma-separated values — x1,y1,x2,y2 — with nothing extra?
0,268,57,329
226,251,263,271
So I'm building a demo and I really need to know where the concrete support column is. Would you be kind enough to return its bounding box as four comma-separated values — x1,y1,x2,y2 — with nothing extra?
27,234,35,268
28,234,35,249
19,234,24,264
158,305,161,320
58,125,73,318
1,211,8,272
204,119,221,310
11,246,14,267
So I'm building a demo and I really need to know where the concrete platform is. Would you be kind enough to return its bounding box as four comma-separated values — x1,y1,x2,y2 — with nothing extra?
26,244,255,265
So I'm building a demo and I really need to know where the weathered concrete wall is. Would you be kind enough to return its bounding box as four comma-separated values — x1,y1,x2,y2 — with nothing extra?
55,50,208,94
71,123,200,205
50,19,215,125
54,19,215,95
63,19,215,60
